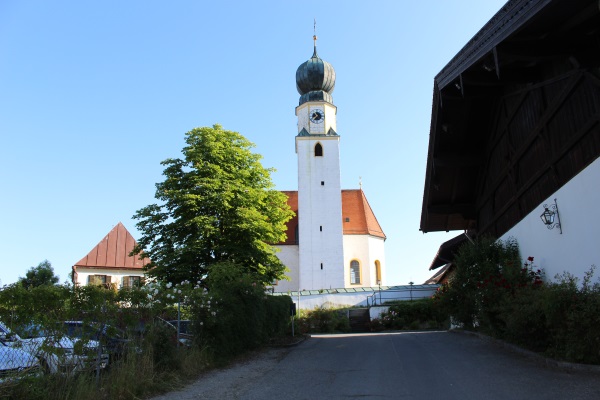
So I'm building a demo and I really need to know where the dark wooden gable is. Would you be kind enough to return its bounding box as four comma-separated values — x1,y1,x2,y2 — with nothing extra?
421,0,600,237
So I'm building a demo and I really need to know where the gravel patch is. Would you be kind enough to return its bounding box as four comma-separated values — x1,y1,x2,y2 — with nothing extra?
148,346,292,400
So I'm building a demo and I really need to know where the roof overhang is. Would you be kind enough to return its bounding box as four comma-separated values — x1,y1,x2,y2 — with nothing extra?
428,233,470,271
420,0,600,233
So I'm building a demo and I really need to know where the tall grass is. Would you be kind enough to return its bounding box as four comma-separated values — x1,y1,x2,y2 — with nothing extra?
1,343,212,399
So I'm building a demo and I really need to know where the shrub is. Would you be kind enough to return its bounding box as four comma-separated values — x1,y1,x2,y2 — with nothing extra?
434,236,543,334
190,262,292,362
434,235,600,364
296,307,350,334
541,268,600,363
380,298,448,330
0,261,294,397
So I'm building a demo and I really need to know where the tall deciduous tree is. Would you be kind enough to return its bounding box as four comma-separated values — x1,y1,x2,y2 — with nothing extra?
19,260,59,288
132,124,293,286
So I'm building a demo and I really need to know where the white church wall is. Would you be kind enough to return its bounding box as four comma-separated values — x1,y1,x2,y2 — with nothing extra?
499,157,600,284
368,236,387,285
343,235,386,287
273,244,300,292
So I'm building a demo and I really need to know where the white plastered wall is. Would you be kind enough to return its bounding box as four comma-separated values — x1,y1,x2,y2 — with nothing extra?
343,234,386,287
74,268,145,287
273,245,300,292
499,157,600,283
296,136,345,291
296,102,337,135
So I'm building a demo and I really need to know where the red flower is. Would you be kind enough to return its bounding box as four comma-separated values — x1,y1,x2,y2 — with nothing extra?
527,256,534,262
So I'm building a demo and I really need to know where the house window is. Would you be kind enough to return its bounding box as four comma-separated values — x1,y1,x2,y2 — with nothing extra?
89,274,111,288
350,260,361,285
123,276,141,288
89,275,106,285
315,143,323,156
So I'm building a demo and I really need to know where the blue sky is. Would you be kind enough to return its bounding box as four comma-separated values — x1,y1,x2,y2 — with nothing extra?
0,0,507,286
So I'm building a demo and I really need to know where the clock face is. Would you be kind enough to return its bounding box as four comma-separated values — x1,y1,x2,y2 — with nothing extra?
309,109,324,124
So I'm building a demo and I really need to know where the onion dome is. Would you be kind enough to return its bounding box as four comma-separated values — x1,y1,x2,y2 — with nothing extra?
295,39,336,105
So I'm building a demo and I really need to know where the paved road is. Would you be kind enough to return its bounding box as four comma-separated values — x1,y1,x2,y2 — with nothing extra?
153,331,600,399
243,331,600,400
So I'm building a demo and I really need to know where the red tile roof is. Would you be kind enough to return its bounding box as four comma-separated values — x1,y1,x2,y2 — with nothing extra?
73,222,150,269
278,189,386,245
341,189,386,239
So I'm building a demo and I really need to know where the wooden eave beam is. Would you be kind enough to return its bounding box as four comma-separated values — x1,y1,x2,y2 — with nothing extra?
427,203,477,218
433,155,481,168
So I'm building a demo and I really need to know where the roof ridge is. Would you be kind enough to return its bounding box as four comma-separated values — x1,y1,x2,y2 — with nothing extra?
73,222,150,269
359,189,386,238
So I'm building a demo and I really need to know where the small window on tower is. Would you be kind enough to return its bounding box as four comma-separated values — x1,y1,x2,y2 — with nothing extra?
320,226,322,232
314,143,323,157
321,181,325,186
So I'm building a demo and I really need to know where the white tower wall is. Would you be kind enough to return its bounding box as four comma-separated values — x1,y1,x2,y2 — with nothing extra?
295,102,345,291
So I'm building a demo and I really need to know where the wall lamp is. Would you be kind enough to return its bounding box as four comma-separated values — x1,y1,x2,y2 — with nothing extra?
540,198,562,234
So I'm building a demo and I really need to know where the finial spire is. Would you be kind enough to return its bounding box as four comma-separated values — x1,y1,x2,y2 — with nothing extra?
312,18,318,57
359,176,362,190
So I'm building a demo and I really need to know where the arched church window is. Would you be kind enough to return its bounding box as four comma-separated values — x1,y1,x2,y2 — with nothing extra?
314,143,323,157
375,260,381,285
350,260,361,285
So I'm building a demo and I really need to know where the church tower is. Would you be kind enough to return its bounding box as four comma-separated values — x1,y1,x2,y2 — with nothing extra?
294,36,345,290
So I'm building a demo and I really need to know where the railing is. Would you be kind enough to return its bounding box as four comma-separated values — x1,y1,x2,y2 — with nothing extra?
367,285,440,306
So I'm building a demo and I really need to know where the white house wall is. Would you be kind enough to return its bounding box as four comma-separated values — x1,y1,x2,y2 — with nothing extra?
343,234,386,287
74,268,145,288
500,157,600,284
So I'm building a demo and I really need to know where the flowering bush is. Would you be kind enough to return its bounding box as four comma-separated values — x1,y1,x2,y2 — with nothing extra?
0,263,294,397
434,236,544,334
434,236,600,364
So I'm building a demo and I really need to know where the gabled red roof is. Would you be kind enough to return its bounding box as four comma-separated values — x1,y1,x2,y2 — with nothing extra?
278,189,386,245
73,222,150,269
341,189,386,239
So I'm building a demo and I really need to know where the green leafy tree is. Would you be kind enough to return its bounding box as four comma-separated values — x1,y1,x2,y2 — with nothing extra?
132,124,293,286
18,260,59,288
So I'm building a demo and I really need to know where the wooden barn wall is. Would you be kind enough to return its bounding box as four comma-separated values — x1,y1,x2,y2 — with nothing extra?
477,68,600,237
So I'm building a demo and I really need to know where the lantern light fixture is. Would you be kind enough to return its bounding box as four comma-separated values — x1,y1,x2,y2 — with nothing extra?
540,198,562,234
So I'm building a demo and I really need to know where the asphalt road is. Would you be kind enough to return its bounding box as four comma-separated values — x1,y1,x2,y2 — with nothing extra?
240,331,600,400
152,331,600,400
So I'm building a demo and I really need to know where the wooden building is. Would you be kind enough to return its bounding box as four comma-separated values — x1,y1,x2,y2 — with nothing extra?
422,0,600,281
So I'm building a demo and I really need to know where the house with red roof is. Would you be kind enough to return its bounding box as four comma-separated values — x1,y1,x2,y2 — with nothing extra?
71,222,150,288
